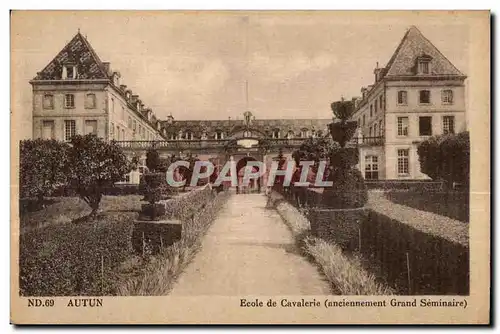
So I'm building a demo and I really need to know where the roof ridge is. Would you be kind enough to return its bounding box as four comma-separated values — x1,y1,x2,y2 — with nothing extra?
413,27,465,76
76,32,108,76
384,25,465,77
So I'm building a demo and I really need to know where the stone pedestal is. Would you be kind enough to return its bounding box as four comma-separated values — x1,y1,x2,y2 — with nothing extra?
309,207,368,250
139,203,167,220
132,219,182,255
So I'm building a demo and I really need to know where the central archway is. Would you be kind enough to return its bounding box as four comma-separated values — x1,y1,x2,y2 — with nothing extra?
235,156,261,194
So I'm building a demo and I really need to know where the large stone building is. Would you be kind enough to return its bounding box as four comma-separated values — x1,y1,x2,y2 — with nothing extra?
30,32,166,145
30,26,466,186
351,26,467,180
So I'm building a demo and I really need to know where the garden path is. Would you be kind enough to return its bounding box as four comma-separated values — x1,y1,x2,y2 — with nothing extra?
170,193,330,296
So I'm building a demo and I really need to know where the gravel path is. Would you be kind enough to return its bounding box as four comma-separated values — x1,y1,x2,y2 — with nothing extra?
368,191,469,247
170,193,330,296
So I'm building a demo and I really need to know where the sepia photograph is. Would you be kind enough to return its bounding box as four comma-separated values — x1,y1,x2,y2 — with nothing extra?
10,10,490,324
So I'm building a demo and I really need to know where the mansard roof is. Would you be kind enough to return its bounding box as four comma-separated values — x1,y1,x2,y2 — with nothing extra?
161,118,332,137
383,26,465,78
33,32,109,80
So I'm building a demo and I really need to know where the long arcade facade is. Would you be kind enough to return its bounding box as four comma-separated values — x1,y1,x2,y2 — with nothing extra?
30,26,467,187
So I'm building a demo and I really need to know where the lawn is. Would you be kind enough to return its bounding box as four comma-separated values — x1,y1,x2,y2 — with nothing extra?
385,190,469,223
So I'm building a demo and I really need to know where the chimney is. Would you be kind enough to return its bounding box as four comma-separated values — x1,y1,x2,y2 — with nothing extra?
361,87,367,99
374,62,383,82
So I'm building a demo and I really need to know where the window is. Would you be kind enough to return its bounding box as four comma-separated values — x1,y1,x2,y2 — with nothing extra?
185,130,193,140
138,125,142,138
63,65,77,79
374,101,378,114
287,130,294,139
374,123,378,137
442,90,454,104
122,129,125,140
111,98,115,114
300,129,309,138
110,122,114,139
362,115,366,126
116,125,120,140
369,126,372,137
128,116,132,128
443,116,455,134
42,120,55,139
397,91,407,105
215,131,224,140
43,94,54,109
419,116,432,136
419,90,431,104
370,104,373,117
133,120,137,132
379,120,383,136
272,129,280,139
365,155,379,180
122,106,126,120
85,93,96,109
64,120,76,141
379,95,383,110
397,117,409,136
64,94,75,108
397,149,409,176
418,60,430,74
357,118,361,126
85,120,98,135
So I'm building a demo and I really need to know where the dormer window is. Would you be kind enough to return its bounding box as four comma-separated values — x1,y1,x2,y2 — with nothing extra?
416,55,432,75
62,65,77,79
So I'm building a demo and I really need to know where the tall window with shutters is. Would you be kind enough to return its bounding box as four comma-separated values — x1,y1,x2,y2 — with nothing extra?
443,116,455,134
64,120,76,141
397,149,409,176
397,91,407,105
365,155,379,180
397,117,409,136
64,94,75,108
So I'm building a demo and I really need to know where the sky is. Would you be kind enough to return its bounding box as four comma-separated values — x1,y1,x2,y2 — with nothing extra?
11,11,470,139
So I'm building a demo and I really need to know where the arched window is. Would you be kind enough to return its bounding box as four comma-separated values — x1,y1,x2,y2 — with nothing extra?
300,128,309,138
287,130,294,139
215,130,224,140
185,130,193,140
272,129,280,139
243,130,252,138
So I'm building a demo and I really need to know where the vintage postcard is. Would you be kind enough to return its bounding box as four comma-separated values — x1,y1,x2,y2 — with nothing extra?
10,10,490,324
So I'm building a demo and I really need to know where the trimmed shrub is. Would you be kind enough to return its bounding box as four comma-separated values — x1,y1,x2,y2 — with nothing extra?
320,168,367,209
417,131,470,187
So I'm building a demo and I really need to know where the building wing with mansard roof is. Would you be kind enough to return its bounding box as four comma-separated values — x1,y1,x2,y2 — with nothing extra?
30,31,166,141
160,114,332,141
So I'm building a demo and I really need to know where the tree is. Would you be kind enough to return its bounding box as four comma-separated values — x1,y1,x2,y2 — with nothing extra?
66,134,130,217
19,139,69,204
292,135,339,173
